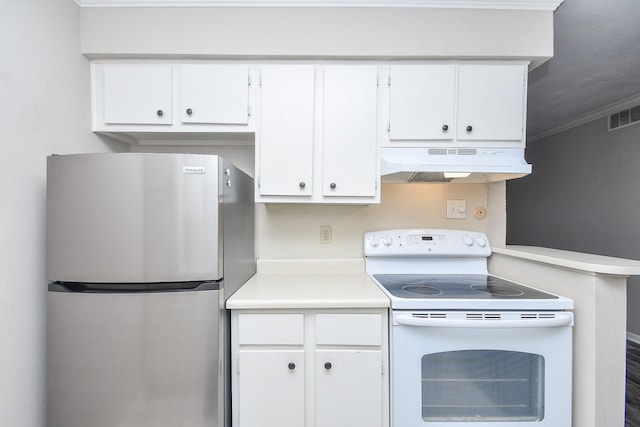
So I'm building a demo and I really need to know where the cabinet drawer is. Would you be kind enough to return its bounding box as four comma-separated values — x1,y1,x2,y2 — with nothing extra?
238,314,304,345
316,314,382,346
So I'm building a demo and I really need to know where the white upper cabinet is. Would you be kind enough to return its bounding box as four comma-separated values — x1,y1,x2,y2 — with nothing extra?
255,65,381,204
457,63,526,141
93,62,256,137
257,65,315,198
103,64,173,125
388,65,456,140
180,64,250,125
322,66,379,198
385,62,527,146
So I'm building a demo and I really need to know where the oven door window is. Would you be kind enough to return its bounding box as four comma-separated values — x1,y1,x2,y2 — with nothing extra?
422,350,544,422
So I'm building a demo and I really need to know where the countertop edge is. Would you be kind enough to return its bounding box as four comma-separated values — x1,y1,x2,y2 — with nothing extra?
491,245,640,276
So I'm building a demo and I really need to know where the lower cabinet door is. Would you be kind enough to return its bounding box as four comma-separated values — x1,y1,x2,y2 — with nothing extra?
238,350,305,427
315,349,383,427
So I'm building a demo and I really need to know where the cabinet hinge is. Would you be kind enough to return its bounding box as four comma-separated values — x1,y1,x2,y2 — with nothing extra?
387,74,391,87
381,360,385,375
248,105,252,118
259,72,262,87
248,73,252,87
236,358,240,374
387,121,390,133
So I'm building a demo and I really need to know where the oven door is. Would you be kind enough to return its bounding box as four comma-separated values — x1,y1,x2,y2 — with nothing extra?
390,311,573,427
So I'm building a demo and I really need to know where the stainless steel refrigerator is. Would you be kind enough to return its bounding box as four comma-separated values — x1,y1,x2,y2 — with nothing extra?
46,152,255,427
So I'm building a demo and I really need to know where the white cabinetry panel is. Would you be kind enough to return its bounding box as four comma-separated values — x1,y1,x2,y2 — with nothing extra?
103,64,172,125
258,65,315,197
322,66,379,198
180,64,250,125
389,65,456,140
238,350,305,427
457,64,526,141
315,349,383,427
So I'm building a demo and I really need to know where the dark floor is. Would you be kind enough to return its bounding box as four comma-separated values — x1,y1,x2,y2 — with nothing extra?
627,340,640,426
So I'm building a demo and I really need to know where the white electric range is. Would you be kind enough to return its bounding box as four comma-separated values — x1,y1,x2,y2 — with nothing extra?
364,229,573,427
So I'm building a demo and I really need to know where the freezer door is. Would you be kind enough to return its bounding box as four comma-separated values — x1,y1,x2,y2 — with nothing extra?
47,288,222,427
47,153,223,282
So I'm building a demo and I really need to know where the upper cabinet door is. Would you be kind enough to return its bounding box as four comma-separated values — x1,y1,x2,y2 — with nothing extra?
389,65,456,140
103,64,172,125
180,64,250,124
457,64,526,141
258,65,315,197
322,66,379,198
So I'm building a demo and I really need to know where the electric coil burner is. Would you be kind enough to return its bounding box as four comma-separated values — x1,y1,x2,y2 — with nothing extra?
364,229,574,427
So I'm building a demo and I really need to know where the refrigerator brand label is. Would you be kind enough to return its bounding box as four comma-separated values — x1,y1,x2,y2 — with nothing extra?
183,166,206,174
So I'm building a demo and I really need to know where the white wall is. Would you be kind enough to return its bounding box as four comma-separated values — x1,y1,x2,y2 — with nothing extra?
0,1,124,425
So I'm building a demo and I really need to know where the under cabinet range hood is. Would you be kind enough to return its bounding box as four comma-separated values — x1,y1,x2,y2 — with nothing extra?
380,147,531,183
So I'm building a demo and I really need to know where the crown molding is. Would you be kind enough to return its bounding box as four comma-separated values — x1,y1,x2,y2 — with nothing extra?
528,92,640,142
75,0,564,10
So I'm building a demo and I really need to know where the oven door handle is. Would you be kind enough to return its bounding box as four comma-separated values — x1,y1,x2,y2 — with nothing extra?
395,314,573,328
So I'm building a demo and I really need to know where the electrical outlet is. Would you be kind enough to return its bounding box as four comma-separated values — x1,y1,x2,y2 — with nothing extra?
320,225,332,244
446,200,467,219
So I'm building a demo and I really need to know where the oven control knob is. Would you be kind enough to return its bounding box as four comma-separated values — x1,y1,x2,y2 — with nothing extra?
463,235,474,246
369,237,380,247
382,235,393,246
475,236,487,247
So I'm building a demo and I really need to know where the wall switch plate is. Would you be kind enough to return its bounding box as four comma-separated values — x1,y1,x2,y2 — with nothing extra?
446,200,467,219
320,225,332,244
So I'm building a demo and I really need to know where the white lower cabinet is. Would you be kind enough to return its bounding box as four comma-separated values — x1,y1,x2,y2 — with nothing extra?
231,310,389,427
237,350,305,427
315,349,383,427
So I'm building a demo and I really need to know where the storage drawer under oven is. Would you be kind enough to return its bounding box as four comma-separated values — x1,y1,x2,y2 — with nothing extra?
389,311,573,427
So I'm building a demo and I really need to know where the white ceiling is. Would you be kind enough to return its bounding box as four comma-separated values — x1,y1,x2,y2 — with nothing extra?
526,0,640,140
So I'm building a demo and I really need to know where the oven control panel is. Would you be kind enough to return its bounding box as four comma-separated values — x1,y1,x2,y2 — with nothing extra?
364,228,491,257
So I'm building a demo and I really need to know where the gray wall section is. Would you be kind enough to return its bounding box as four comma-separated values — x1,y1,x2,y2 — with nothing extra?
506,117,640,333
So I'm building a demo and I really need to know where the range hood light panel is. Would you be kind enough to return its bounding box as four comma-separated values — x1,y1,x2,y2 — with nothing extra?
443,172,471,179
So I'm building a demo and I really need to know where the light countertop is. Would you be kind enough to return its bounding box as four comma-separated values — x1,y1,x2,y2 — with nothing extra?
226,258,390,309
491,245,640,276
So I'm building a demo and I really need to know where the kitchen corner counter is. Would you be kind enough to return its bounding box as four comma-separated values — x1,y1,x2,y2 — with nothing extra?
488,245,640,427
226,258,390,309
491,245,640,276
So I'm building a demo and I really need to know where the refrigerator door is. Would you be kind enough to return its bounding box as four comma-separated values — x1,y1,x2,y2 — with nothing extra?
47,153,223,283
47,286,222,427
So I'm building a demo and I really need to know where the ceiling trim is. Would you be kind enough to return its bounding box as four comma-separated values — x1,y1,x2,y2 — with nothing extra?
528,92,640,142
75,0,564,10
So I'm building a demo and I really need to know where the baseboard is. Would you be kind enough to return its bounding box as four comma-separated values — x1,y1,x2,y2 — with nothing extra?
628,331,640,345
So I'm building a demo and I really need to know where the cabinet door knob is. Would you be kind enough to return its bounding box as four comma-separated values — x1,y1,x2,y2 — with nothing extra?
324,362,332,370
186,108,193,115
442,124,449,131
288,362,296,370
156,110,164,117
299,182,306,189
466,125,473,132
329,183,336,190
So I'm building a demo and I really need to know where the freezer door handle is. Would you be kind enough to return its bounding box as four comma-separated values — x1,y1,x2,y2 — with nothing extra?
49,280,221,293
395,314,573,328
